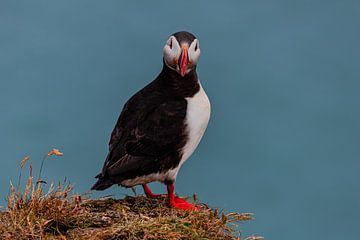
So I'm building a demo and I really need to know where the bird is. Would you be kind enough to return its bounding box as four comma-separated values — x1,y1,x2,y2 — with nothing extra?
91,31,211,210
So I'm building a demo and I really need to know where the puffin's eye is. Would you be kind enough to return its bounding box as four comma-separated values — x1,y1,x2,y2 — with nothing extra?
194,43,198,51
169,39,172,49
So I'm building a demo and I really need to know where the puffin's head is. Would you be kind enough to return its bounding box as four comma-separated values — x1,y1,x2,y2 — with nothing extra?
163,31,200,77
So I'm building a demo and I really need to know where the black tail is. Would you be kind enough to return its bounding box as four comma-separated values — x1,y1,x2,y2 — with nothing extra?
91,174,113,191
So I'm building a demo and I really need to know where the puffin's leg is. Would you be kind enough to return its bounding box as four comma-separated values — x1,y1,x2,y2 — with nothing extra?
142,184,165,198
166,183,199,211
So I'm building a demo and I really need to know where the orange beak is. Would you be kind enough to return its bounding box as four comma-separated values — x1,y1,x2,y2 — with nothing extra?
180,47,188,77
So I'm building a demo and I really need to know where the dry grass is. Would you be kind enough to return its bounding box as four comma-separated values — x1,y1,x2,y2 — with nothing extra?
0,150,263,240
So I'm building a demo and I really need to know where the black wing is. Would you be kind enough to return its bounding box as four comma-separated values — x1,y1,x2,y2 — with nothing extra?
94,98,187,187
125,99,188,157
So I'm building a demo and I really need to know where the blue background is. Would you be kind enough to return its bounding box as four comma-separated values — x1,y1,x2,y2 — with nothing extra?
1,1,359,239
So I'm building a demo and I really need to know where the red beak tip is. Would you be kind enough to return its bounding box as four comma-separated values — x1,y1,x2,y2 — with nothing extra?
180,47,188,77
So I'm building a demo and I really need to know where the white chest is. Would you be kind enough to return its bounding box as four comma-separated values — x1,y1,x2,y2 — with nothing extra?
167,84,210,181
183,84,211,159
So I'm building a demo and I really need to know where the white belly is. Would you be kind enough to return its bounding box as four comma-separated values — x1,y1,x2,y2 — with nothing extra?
167,83,211,180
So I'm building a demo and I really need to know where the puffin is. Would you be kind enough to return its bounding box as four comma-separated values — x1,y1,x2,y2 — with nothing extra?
91,31,211,210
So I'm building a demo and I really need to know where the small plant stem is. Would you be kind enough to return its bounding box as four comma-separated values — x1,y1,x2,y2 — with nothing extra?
36,154,48,187
16,170,22,194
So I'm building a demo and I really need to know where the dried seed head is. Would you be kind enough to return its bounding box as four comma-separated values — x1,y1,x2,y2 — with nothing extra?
20,156,30,169
47,148,63,156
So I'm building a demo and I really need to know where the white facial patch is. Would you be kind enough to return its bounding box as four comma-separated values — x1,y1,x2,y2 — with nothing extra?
163,36,181,70
188,39,200,66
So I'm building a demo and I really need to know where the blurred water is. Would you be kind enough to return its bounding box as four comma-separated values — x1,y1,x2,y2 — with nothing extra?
1,1,359,239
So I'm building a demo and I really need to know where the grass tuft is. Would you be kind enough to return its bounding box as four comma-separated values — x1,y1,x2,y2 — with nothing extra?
0,150,262,239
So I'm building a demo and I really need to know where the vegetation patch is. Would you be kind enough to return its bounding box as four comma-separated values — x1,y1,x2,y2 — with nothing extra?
0,150,262,240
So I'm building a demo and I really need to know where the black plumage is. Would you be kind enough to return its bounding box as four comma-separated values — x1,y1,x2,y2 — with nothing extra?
91,33,201,191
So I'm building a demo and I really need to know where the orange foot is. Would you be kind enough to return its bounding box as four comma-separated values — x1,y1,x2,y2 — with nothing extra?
170,196,200,211
166,183,199,211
